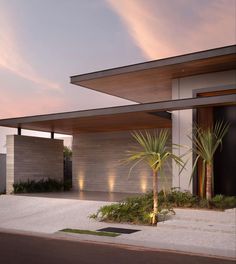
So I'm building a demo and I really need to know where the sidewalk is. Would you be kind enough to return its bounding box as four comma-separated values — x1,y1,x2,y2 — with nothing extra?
0,194,235,259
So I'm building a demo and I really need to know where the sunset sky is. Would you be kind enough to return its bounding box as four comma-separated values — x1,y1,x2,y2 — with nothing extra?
0,0,235,151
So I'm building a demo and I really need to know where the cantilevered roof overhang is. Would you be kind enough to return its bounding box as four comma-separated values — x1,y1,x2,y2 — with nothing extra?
0,94,235,135
71,45,236,103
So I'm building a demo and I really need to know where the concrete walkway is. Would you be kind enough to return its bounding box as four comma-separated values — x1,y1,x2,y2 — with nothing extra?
0,194,235,259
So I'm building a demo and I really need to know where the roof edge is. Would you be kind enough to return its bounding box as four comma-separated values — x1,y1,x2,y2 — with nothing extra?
70,45,236,84
0,94,235,127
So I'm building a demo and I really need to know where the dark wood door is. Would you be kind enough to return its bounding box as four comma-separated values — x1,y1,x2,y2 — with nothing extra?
214,105,236,196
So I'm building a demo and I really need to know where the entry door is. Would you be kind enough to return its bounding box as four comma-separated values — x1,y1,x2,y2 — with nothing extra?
196,88,236,196
214,105,236,196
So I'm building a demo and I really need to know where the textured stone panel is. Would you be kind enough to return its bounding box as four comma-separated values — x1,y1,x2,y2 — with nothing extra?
6,135,63,193
73,129,172,193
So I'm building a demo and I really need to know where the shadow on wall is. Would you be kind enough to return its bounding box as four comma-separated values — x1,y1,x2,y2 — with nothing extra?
0,154,6,193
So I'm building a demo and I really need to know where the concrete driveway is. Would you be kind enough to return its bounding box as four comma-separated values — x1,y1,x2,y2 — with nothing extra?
0,194,235,259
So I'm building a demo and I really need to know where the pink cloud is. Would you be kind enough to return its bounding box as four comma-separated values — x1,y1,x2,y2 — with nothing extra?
107,0,236,59
0,8,60,91
0,88,65,119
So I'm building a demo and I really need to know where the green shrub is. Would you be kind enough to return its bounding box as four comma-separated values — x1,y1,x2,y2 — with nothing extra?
90,189,236,225
13,178,67,193
166,188,198,207
198,198,210,208
63,179,72,191
92,194,153,224
223,196,236,208
90,191,175,225
210,195,236,209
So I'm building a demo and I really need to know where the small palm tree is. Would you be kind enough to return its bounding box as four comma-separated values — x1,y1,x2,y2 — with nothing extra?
190,121,229,200
127,129,184,225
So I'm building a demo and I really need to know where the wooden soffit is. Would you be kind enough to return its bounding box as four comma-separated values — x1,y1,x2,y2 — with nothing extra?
71,45,236,103
0,94,235,135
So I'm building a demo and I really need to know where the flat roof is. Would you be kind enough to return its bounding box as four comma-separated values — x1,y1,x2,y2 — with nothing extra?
0,94,235,134
71,45,236,103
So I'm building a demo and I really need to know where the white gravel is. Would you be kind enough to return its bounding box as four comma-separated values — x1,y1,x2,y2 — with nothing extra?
0,194,235,259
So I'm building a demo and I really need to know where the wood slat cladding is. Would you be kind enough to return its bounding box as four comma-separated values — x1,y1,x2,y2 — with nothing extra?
196,89,235,195
79,69,172,103
72,129,172,193
74,52,236,103
197,88,236,97
197,107,213,196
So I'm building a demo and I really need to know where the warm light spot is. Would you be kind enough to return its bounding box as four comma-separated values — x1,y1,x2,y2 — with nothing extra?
79,178,84,190
141,178,147,193
108,169,116,192
77,170,84,191
139,170,149,193
108,177,115,192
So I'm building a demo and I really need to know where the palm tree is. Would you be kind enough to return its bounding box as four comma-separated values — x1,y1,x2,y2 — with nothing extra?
190,121,229,200
126,129,184,225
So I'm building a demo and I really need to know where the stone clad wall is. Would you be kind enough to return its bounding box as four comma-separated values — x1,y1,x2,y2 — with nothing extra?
72,129,172,193
6,135,63,194
0,154,6,193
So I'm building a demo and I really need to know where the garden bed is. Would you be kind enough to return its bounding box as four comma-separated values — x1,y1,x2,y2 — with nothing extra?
90,189,236,225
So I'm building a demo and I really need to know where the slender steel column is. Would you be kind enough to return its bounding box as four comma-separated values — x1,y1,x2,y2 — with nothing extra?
17,127,21,135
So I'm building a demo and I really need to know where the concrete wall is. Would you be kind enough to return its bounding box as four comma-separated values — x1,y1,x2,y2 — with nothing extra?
6,135,63,194
172,69,236,192
73,129,172,193
0,154,6,193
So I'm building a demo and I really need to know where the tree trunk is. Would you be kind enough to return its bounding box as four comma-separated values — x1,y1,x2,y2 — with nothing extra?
206,163,212,200
152,170,158,225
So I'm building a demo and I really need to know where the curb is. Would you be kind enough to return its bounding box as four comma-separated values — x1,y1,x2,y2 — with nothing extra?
0,227,235,261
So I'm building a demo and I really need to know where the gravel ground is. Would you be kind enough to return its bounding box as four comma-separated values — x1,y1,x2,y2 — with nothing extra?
0,194,235,259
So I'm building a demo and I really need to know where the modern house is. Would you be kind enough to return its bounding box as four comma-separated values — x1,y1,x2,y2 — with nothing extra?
0,45,235,196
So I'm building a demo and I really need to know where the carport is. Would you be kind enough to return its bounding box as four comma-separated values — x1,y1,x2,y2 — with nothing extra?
0,94,235,195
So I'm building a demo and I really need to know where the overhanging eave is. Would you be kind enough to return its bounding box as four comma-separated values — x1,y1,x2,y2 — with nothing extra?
0,94,235,134
70,45,236,103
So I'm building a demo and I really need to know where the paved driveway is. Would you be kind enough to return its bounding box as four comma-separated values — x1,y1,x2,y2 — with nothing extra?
0,194,235,259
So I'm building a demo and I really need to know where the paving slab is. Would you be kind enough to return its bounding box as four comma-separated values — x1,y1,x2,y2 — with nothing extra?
0,194,235,259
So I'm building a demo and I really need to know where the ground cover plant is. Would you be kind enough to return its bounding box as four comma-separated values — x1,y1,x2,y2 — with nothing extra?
61,228,120,237
13,178,69,193
90,189,236,225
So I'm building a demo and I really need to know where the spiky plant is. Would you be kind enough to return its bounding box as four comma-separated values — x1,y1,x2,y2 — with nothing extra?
190,121,229,200
126,129,184,225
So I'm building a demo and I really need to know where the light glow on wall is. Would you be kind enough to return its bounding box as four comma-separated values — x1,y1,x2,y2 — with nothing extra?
79,178,84,190
141,179,147,193
108,169,116,192
140,172,148,193
78,170,84,191
108,177,115,192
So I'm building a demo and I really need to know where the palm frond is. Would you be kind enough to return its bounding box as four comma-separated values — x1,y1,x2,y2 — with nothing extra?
189,155,200,186
190,120,229,196
127,129,185,175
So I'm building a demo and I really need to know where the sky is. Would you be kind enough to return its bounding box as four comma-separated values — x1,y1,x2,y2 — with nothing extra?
0,0,235,152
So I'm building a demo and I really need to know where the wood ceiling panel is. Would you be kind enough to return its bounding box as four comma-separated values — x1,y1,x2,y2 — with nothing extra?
75,53,236,103
19,112,171,134
1,94,235,135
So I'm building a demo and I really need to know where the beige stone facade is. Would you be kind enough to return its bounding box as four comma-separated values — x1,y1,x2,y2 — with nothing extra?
73,129,172,193
6,135,63,194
